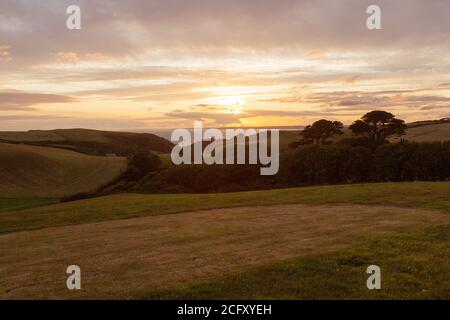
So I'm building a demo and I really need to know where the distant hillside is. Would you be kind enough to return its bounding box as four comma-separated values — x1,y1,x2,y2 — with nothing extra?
391,122,450,143
283,121,450,147
407,118,450,128
0,142,127,198
0,129,174,156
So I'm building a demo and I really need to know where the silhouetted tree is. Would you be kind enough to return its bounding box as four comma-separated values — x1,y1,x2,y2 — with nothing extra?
349,111,406,147
290,119,344,147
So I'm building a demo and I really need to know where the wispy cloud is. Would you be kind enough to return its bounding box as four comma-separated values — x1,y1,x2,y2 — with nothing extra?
0,90,76,110
1,0,449,129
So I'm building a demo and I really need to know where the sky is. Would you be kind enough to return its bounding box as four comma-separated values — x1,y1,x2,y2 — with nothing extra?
1,0,449,131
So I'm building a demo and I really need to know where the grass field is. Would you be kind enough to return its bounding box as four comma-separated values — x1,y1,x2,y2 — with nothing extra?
0,182,449,299
145,224,450,300
0,198,57,213
282,122,450,147
399,122,450,142
0,142,126,198
1,182,449,234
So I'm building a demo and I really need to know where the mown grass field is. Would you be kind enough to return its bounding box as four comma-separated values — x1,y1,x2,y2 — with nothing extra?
1,181,449,234
0,182,449,299
145,224,450,300
0,142,126,198
397,122,450,143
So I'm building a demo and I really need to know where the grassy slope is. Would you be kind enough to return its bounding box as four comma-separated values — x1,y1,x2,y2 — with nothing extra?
145,224,450,300
400,122,450,142
0,129,174,159
2,203,447,299
284,122,450,146
1,181,449,234
0,128,111,143
0,198,57,213
0,130,63,142
0,182,449,299
0,142,126,198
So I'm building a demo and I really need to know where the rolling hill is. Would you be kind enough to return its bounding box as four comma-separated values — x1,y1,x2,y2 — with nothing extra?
0,128,174,156
0,122,448,198
392,121,450,142
284,121,450,147
0,142,127,198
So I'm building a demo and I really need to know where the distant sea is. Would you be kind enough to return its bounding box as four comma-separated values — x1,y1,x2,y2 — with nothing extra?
131,126,305,140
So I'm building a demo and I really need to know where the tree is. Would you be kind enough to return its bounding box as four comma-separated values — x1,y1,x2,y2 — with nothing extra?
125,152,161,180
349,111,406,147
290,119,344,147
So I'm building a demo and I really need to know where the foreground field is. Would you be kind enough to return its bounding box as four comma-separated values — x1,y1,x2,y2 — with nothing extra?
0,142,126,198
0,182,449,299
1,203,448,299
147,224,450,300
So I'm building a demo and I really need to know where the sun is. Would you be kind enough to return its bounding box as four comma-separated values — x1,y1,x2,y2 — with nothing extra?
230,108,241,115
213,96,246,114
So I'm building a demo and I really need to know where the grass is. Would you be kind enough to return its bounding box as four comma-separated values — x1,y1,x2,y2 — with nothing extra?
0,142,127,198
0,198,57,213
159,153,174,168
399,122,450,143
0,181,449,234
1,201,447,299
0,128,108,143
282,123,450,146
143,224,450,300
0,130,63,142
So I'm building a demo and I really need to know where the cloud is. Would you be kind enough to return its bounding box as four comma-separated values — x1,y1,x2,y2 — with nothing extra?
164,108,356,126
191,104,220,111
304,49,326,58
262,89,450,113
165,110,243,125
421,105,450,110
1,0,450,67
244,109,341,118
0,114,71,121
0,90,76,110
0,45,11,61
343,75,360,84
1,0,449,130
56,51,80,63
0,114,149,131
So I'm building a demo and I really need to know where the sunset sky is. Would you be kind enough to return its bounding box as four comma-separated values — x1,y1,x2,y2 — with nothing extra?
1,0,449,131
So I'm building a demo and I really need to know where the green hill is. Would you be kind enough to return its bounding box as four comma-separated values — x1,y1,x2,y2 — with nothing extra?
0,142,127,198
0,128,174,156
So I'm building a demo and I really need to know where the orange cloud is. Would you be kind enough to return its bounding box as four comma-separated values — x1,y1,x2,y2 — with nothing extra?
0,45,11,61
304,49,326,58
56,52,80,63
343,75,360,84
0,90,76,110
85,52,109,60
